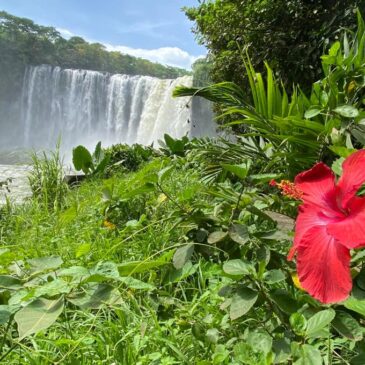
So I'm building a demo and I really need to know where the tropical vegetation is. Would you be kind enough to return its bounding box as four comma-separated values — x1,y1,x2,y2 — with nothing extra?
2,4,365,365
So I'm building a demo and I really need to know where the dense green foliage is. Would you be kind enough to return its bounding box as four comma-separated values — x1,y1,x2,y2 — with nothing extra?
104,143,156,174
2,132,365,363
184,0,365,90
175,11,365,176
3,6,365,365
0,11,190,103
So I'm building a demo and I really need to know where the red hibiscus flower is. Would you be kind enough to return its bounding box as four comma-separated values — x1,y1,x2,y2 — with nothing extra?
280,150,365,303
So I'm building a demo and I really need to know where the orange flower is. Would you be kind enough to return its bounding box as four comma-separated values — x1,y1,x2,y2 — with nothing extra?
103,220,116,230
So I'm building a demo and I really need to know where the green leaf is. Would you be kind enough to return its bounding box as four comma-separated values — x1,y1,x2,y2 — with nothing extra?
72,145,93,173
351,129,365,145
250,173,283,184
344,296,365,317
118,277,155,290
329,146,356,158
221,161,251,179
294,344,322,365
67,284,121,309
173,244,195,270
331,157,345,175
28,256,63,273
332,310,363,341
304,107,322,119
212,344,230,365
229,224,249,245
165,262,197,283
0,275,22,290
247,330,272,355
305,309,335,337
33,279,71,298
93,141,102,161
0,305,12,325
334,105,359,118
223,259,252,276
118,250,174,276
351,353,365,365
207,231,228,244
15,297,64,340
230,287,258,320
264,269,285,284
273,338,291,364
75,243,91,258
206,328,220,344
57,266,89,280
270,289,299,314
87,261,120,282
290,313,307,335
158,166,174,184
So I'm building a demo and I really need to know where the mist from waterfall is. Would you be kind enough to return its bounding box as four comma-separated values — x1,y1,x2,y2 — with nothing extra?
16,65,214,153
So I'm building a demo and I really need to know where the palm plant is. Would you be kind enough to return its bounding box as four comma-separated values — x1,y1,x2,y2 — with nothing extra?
175,10,365,176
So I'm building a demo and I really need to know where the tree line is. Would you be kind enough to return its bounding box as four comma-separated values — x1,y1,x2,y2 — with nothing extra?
0,11,191,102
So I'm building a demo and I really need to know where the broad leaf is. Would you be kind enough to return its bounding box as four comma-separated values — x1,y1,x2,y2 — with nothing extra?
28,256,63,273
294,344,322,365
173,244,195,270
223,259,252,276
332,311,363,341
230,287,258,320
0,275,22,290
221,161,251,179
229,224,249,245
264,269,285,284
118,250,174,276
15,297,64,340
334,105,359,118
304,107,322,119
208,231,228,244
344,296,365,317
270,289,299,314
73,145,93,173
67,284,121,309
305,309,335,337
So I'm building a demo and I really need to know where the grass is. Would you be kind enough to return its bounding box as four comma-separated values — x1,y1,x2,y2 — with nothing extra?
1,142,362,364
0,156,221,364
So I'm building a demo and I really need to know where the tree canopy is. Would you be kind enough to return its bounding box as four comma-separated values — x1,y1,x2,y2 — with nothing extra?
184,0,365,91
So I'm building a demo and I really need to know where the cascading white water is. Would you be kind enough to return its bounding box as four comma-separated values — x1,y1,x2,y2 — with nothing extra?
20,65,202,151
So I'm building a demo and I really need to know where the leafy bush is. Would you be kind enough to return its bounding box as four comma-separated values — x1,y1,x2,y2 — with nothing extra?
159,134,191,157
103,143,155,174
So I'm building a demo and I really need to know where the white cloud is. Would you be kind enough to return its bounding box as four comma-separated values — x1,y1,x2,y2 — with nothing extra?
56,27,205,70
104,44,205,69
56,27,75,39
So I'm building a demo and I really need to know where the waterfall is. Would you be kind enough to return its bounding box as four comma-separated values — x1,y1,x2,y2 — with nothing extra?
17,64,213,152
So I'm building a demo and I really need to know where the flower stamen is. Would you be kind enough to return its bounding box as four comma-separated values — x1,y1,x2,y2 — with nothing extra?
270,179,303,200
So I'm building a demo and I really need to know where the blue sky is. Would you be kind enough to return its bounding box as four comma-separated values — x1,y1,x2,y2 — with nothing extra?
0,0,206,69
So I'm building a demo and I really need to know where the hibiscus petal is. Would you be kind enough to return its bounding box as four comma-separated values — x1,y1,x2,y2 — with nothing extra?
294,163,337,211
288,204,328,260
337,149,365,209
327,196,365,249
296,225,352,304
